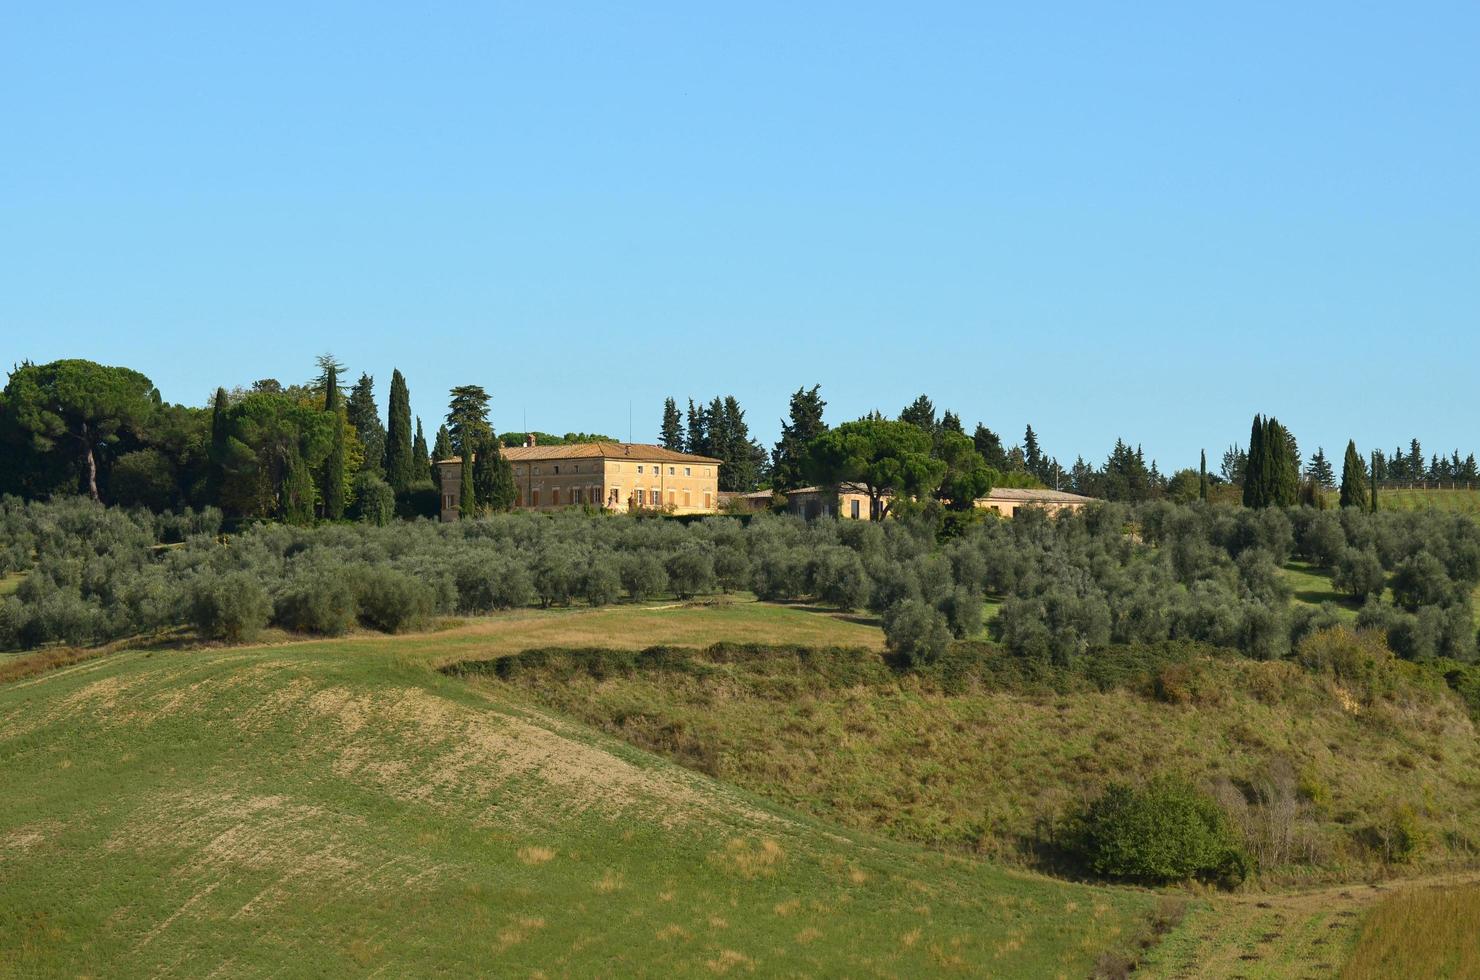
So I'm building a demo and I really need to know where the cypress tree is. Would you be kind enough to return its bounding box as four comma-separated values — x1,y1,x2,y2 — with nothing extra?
1199,449,1209,502
685,399,707,457
208,387,230,503
321,362,346,520
432,424,453,484
659,397,684,451
283,445,316,526
1242,415,1264,508
1266,418,1299,507
458,449,476,519
347,374,385,476
412,417,430,481
491,448,518,511
1370,451,1379,513
1339,440,1369,510
384,368,414,494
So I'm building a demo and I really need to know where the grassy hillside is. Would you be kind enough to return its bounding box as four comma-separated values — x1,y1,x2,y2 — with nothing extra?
0,622,1154,977
482,641,1480,881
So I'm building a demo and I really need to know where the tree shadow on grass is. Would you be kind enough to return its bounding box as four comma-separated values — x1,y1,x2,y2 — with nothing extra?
767,600,884,630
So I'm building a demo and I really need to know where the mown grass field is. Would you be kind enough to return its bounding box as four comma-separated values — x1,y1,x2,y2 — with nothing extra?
1319,488,1480,514
0,602,1157,978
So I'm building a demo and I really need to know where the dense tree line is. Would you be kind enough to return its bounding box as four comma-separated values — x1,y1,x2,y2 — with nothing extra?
5,494,1477,673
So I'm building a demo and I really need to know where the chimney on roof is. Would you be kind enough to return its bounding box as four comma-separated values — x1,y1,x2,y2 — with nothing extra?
624,445,630,456
525,433,536,448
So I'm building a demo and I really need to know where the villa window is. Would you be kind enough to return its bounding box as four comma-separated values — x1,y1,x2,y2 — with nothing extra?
669,466,675,475
684,466,691,477
683,491,691,506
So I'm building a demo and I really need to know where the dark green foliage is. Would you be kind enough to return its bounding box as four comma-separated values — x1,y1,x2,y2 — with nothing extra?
275,573,357,635
771,385,827,491
321,364,347,520
659,397,684,451
1243,415,1300,509
1074,779,1247,886
458,455,475,519
352,472,396,526
472,436,517,514
804,419,945,520
1306,446,1335,489
1390,553,1458,611
1198,449,1209,503
282,446,316,526
445,385,492,458
384,369,415,494
347,373,385,477
935,430,994,509
1340,440,1369,510
352,567,434,632
1,359,160,501
109,449,179,511
412,417,430,484
899,394,937,433
972,424,1008,471
1334,548,1386,601
431,425,453,483
190,572,271,642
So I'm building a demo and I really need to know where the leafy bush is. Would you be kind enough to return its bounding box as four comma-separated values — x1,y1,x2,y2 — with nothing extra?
620,553,668,602
275,573,358,635
190,572,271,642
352,567,434,633
883,599,951,666
810,546,870,611
666,546,715,599
581,560,622,607
1334,548,1387,601
1074,778,1248,886
352,472,396,527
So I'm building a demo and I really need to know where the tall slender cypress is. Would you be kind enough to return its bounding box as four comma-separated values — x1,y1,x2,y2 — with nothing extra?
321,362,346,520
384,369,415,494
1242,415,1264,508
208,387,230,504
412,417,430,483
432,425,453,484
458,449,476,519
1370,451,1379,513
1339,440,1369,510
1199,449,1209,502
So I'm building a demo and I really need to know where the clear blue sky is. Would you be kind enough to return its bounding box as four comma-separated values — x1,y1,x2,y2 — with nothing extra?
3,3,1476,472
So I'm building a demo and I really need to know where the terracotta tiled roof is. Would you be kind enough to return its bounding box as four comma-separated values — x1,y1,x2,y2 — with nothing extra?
978,487,1094,504
437,442,721,465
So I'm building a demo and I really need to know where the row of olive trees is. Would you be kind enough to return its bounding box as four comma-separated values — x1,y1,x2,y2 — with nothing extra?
4,495,1479,666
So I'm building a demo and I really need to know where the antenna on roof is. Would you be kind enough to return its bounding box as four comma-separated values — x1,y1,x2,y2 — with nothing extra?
628,401,632,444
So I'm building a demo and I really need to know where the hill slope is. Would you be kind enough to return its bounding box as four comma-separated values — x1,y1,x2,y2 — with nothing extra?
0,637,1149,977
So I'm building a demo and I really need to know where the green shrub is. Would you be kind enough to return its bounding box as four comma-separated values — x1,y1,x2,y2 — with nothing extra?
666,546,715,599
1074,778,1248,886
1334,548,1387,601
883,599,951,666
582,561,622,607
190,572,271,642
352,472,396,527
353,567,434,633
275,574,357,635
620,553,668,602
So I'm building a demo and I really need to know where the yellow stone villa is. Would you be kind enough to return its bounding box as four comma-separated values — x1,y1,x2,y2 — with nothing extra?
436,437,721,521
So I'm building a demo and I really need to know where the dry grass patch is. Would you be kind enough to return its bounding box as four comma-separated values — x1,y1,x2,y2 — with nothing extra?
517,845,556,865
705,949,755,974
711,837,786,879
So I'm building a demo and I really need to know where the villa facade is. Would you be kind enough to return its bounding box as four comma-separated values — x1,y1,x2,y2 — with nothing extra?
436,438,721,521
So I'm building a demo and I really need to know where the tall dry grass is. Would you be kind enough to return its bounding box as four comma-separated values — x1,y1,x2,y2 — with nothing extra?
1341,884,1480,979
